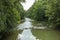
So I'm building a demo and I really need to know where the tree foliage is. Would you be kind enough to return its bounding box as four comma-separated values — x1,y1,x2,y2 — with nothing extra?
0,0,25,39
26,0,60,29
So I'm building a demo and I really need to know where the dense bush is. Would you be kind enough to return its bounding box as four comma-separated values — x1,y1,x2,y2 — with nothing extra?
0,0,25,39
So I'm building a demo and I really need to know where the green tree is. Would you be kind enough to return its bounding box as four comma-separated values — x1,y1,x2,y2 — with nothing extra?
26,0,60,29
0,0,25,39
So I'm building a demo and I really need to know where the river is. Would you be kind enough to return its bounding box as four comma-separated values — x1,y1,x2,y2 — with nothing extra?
17,18,37,40
4,18,60,40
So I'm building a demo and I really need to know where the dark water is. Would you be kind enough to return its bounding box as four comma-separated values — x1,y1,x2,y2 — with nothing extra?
4,18,60,40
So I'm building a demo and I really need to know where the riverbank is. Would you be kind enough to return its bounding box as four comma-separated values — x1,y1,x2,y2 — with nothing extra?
1,18,60,40
2,29,60,40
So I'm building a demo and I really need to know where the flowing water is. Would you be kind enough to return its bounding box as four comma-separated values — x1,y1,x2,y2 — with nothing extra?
4,18,60,40
17,18,37,40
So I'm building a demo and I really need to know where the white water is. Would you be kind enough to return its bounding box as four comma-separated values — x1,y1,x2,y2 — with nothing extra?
17,18,33,30
17,29,36,40
17,18,37,40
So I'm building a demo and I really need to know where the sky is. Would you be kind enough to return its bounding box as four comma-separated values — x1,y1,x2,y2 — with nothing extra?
21,0,35,11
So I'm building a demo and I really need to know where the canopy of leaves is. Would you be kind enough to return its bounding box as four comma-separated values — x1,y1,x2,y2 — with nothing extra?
0,0,25,39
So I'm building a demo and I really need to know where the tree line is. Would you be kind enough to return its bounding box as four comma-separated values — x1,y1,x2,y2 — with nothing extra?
26,0,60,29
0,0,25,39
0,0,60,39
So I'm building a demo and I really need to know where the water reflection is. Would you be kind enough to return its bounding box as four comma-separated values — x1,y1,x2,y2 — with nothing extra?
17,18,37,40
